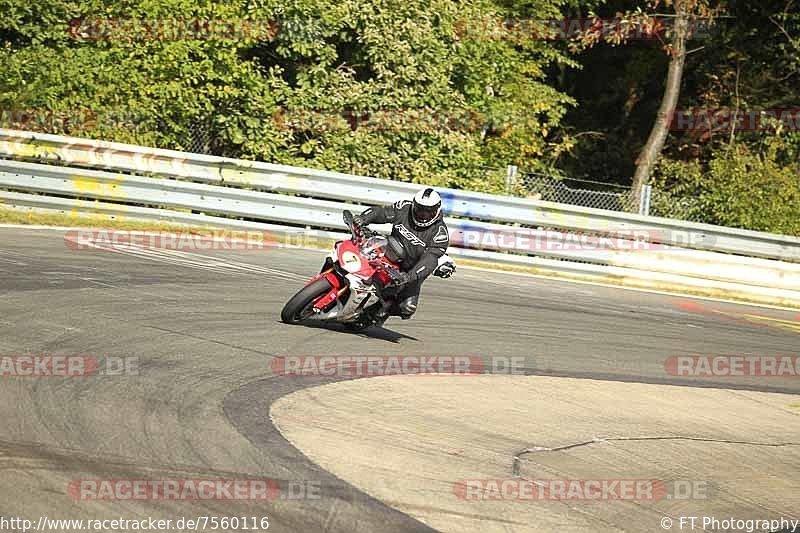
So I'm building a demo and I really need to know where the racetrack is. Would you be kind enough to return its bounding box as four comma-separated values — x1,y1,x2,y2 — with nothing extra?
1,226,798,533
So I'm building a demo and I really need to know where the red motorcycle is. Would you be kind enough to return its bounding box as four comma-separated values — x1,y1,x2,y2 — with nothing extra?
281,210,454,331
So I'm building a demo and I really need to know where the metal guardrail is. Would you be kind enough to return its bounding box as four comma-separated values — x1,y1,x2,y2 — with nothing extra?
0,159,653,266
1,159,799,296
5,188,800,305
2,128,800,263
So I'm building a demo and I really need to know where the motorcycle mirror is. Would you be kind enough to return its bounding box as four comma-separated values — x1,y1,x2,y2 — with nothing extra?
342,210,354,226
342,210,359,242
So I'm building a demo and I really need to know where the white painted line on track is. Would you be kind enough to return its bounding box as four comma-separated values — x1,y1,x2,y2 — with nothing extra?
79,240,307,281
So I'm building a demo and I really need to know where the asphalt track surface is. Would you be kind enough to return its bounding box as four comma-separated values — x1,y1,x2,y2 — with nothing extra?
0,227,798,532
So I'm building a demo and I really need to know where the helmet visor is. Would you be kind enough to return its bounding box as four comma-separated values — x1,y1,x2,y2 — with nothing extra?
413,203,439,225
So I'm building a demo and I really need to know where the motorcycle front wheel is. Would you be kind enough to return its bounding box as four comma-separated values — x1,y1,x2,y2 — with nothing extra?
281,277,335,324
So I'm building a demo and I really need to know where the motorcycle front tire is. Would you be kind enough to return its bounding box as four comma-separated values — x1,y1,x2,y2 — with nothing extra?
281,277,334,324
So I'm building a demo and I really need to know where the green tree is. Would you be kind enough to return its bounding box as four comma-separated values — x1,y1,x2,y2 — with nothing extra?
0,0,581,193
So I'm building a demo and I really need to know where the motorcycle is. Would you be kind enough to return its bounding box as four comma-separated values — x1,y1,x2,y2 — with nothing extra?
281,210,455,331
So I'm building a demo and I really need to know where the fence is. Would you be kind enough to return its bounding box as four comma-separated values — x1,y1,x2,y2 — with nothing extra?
648,186,711,223
1,128,800,307
515,171,645,214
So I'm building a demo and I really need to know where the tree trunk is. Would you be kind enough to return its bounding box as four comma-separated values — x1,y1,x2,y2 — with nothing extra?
632,3,691,206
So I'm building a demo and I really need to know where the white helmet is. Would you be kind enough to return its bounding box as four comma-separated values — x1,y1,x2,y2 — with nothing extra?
411,188,442,228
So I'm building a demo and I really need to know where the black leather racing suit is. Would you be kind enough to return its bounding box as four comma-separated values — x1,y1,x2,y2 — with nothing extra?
357,199,449,318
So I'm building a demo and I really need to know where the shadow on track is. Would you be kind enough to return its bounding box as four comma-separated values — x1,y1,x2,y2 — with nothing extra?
278,321,418,343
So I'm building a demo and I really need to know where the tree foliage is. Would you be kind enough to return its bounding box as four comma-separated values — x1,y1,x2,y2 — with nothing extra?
1,0,799,233
0,0,579,193
651,137,800,234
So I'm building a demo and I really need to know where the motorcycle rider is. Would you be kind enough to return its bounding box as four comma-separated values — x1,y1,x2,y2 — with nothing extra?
353,187,451,319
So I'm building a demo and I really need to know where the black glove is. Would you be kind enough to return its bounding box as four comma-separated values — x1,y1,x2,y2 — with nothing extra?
353,207,377,229
393,270,416,287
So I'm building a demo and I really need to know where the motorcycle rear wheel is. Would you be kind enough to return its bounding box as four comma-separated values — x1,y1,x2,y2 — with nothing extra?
281,277,335,324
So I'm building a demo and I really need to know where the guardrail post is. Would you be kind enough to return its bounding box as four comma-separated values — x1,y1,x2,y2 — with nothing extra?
638,184,652,216
505,165,518,194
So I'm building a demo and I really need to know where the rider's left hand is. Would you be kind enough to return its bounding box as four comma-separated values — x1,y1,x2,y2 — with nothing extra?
394,270,416,287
